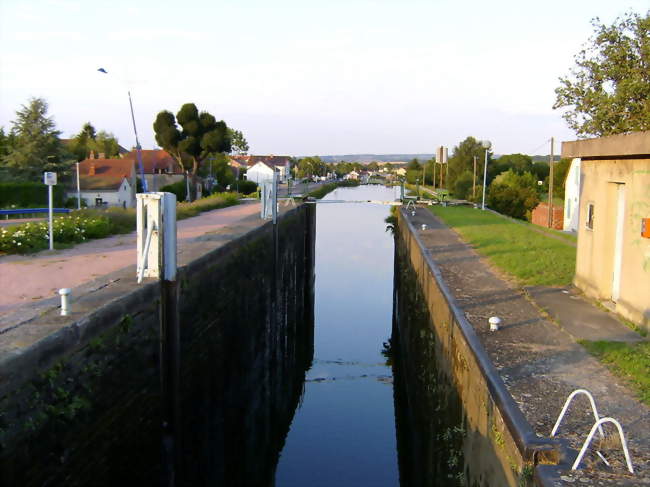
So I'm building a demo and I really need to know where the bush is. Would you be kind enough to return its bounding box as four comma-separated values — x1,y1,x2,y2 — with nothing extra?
160,180,187,201
235,180,258,194
0,182,65,208
487,184,539,219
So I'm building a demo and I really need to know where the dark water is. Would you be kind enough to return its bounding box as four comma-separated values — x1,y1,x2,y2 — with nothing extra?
275,185,401,487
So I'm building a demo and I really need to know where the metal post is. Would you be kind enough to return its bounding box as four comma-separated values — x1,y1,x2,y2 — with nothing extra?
433,162,436,190
76,162,81,209
128,90,148,192
48,184,54,250
416,178,420,199
272,169,278,224
481,148,489,210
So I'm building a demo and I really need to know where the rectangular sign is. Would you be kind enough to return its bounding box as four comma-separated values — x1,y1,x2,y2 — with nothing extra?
436,146,448,164
43,172,57,185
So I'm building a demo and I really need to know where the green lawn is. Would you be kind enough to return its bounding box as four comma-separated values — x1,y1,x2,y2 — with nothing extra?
579,340,650,406
430,206,576,286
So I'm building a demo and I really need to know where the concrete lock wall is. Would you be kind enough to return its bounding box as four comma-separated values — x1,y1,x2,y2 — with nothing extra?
0,204,315,486
394,209,558,487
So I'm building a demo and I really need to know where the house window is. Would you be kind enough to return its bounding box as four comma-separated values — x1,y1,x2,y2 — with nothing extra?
586,203,594,230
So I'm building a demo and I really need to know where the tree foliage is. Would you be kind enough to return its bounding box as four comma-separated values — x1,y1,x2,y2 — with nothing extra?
297,156,327,179
554,11,650,136
153,103,231,177
448,137,492,194
1,97,69,180
487,170,540,220
67,122,121,161
228,128,249,155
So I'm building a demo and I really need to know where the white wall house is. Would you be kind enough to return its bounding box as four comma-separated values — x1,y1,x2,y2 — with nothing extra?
245,162,287,184
78,178,134,208
563,158,581,232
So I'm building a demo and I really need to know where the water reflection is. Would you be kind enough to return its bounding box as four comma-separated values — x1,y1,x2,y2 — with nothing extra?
275,185,400,487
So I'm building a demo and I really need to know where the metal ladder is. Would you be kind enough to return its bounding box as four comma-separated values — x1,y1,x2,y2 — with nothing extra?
551,388,634,473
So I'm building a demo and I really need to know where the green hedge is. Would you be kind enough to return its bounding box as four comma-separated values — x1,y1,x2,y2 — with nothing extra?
0,182,65,208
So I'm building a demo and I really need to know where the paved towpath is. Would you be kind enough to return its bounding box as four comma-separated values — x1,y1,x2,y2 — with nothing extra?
0,201,261,317
407,206,650,486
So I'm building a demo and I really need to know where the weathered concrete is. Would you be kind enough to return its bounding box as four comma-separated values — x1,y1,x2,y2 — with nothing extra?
562,130,650,159
402,206,650,486
0,202,315,486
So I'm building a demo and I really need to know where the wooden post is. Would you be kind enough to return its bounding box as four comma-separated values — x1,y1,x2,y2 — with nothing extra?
472,156,477,199
547,137,555,228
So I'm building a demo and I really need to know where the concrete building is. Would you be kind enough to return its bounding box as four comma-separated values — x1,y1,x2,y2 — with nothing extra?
563,158,582,232
75,158,136,208
562,130,650,331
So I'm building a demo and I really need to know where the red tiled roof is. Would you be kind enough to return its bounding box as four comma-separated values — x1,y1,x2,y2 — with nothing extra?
229,155,291,168
123,149,184,174
78,158,134,190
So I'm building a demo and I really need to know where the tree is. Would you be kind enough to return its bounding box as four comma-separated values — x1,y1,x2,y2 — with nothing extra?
297,156,327,179
153,103,232,179
448,136,492,192
67,123,121,161
2,97,66,179
554,11,650,136
406,158,421,170
229,128,249,155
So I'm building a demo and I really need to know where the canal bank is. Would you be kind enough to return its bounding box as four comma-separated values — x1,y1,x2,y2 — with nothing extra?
0,202,315,486
397,206,650,486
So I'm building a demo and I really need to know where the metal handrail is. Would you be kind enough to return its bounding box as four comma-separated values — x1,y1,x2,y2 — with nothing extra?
572,417,634,474
551,389,605,438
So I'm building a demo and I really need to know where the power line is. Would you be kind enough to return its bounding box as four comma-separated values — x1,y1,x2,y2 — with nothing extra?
528,138,551,155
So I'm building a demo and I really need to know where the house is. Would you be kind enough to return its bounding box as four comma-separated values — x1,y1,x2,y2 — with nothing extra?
75,158,136,208
563,158,582,232
230,155,291,183
344,171,360,180
123,149,185,191
561,130,650,331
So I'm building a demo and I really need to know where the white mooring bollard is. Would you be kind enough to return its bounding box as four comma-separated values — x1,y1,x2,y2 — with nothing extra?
59,288,71,316
489,316,501,332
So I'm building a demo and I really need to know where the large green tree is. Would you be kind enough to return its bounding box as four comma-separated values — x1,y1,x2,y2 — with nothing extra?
554,11,650,136
447,137,492,195
153,103,232,178
297,156,327,179
2,97,67,179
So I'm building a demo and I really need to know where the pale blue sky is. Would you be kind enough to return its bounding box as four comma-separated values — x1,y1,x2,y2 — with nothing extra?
0,0,647,156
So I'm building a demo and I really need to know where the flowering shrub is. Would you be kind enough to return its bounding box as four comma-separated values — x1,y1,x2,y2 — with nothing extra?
0,215,111,254
0,192,240,255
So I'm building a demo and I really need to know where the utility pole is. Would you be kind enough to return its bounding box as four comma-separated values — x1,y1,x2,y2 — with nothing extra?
472,156,477,199
547,137,555,228
432,162,436,190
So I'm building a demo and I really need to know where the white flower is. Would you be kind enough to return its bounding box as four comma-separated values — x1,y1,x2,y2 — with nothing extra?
17,242,21,246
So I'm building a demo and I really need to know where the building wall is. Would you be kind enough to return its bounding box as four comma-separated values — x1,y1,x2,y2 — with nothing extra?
563,158,581,232
77,180,134,208
531,203,563,230
575,158,650,330
246,165,274,184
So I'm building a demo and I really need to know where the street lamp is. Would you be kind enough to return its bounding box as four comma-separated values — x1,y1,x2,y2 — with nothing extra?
97,68,148,192
480,140,491,210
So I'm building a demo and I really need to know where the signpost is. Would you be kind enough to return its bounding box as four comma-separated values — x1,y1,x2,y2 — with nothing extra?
44,172,57,250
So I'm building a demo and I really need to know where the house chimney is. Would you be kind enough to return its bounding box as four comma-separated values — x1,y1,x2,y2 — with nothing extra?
89,150,95,159
89,163,96,176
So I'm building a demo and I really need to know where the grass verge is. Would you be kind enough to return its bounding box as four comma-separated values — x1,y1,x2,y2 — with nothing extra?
579,340,650,406
430,205,576,286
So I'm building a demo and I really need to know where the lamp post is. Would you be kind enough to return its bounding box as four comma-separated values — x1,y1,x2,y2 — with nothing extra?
97,68,148,192
481,140,491,210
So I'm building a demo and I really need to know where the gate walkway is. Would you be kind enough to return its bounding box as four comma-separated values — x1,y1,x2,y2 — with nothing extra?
0,201,261,319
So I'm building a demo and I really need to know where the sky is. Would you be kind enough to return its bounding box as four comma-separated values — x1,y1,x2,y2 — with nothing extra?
0,0,647,157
